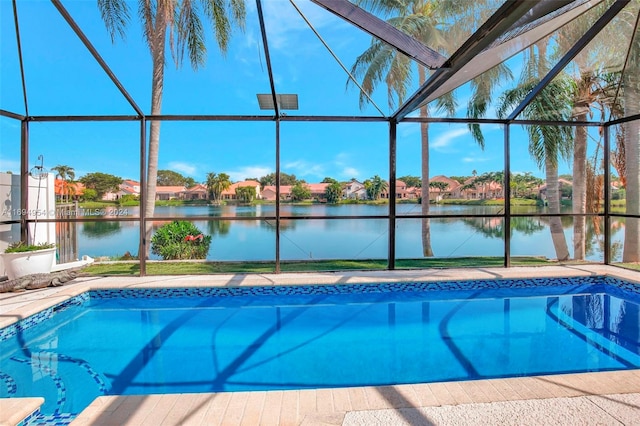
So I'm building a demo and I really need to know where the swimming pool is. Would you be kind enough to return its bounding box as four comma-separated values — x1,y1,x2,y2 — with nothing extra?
1,275,639,422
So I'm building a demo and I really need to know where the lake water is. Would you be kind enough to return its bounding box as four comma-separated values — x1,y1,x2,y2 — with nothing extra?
62,204,623,262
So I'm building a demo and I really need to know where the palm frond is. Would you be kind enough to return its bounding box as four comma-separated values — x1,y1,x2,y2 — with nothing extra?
137,0,156,52
386,54,412,108
176,0,206,69
355,0,410,17
496,84,531,119
97,0,131,42
203,0,232,54
350,41,398,109
434,91,456,117
229,0,246,31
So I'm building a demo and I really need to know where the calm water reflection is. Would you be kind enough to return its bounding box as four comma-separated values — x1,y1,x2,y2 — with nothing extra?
59,204,624,262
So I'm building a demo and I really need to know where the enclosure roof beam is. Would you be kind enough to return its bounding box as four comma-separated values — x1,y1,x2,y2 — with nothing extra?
392,0,547,122
0,109,25,121
256,0,280,118
607,113,640,127
609,7,640,124
507,0,630,121
12,0,29,117
310,0,447,69
413,0,597,106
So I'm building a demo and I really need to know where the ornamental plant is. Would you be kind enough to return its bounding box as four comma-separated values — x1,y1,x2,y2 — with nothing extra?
4,241,56,254
150,221,212,260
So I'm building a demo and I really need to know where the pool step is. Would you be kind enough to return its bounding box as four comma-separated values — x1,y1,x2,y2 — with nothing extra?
0,397,44,426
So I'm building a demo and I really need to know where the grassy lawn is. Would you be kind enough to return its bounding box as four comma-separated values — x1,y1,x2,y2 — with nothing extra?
73,197,565,209
611,262,640,271
83,256,552,276
437,198,539,206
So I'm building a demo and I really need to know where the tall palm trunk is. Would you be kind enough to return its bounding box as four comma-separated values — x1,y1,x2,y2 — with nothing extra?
419,67,433,257
546,152,570,261
144,13,169,257
536,41,570,261
623,92,640,261
618,9,639,262
573,118,588,260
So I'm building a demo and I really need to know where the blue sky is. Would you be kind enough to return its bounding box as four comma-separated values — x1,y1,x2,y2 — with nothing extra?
0,0,586,185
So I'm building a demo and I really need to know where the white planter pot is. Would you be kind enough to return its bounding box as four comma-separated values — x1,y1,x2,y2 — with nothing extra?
1,247,56,280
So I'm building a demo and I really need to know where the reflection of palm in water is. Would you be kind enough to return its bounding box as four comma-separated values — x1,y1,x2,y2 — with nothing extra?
462,214,625,259
63,205,627,261
207,220,231,236
82,221,121,238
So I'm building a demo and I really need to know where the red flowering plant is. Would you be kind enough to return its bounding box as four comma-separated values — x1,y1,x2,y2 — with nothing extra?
184,234,204,242
151,221,212,260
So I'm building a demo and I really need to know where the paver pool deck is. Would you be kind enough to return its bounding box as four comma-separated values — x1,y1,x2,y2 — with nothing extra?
1,265,639,425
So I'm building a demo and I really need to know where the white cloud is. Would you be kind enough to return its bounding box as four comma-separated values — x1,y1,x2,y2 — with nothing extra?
332,153,360,179
431,128,468,151
398,125,420,138
462,157,490,163
283,160,304,170
168,161,197,176
341,167,360,179
262,0,351,52
334,152,350,164
226,166,272,182
284,159,327,179
282,153,364,181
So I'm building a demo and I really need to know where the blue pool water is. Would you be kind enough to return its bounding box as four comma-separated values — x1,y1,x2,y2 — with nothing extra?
1,276,640,422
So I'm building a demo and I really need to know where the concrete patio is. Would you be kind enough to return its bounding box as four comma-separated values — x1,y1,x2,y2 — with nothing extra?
1,265,640,425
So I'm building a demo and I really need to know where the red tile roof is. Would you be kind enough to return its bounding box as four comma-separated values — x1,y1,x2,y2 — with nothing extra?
262,185,292,194
221,180,261,195
156,186,187,193
185,184,208,192
54,178,85,195
306,183,329,193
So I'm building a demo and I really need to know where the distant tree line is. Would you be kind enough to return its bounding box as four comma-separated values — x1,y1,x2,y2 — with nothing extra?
52,166,585,206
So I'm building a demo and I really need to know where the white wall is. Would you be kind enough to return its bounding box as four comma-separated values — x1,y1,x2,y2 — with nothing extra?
0,172,56,275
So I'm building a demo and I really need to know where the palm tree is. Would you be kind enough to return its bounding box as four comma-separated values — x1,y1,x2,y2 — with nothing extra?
621,7,640,262
364,175,387,200
554,3,626,261
350,1,505,256
349,0,452,256
565,70,624,260
291,182,311,202
325,181,343,204
97,0,246,254
51,165,75,203
495,43,573,261
511,172,543,199
206,172,231,203
429,180,448,193
235,186,255,203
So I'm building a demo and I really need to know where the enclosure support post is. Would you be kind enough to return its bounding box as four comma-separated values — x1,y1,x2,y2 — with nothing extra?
603,124,611,265
504,123,511,268
139,117,147,276
275,119,281,273
20,119,29,244
388,120,397,270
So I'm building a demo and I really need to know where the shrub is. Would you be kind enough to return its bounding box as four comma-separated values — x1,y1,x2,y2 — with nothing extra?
4,241,56,253
81,188,98,202
150,221,212,260
612,189,626,200
118,194,139,206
